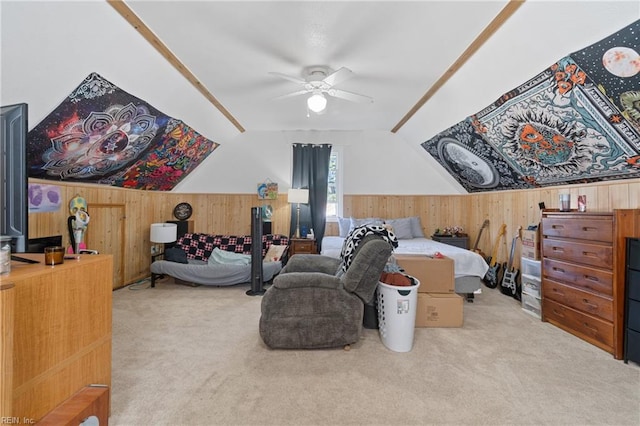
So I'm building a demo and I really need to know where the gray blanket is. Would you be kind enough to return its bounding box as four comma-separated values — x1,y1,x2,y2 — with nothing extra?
150,259,282,286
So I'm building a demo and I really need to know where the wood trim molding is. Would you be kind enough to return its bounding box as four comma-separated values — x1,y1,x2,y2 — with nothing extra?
391,0,525,133
107,0,245,133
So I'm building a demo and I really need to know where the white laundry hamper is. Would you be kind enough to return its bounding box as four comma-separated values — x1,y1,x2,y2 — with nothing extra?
376,277,420,352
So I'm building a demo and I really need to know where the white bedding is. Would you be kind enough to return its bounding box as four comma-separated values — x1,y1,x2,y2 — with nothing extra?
321,236,489,279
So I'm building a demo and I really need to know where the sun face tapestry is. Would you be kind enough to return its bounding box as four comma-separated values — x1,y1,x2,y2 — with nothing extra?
27,72,220,190
421,19,640,192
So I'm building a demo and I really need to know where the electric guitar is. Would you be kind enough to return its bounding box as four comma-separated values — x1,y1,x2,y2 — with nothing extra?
500,226,522,300
483,224,506,288
471,219,489,258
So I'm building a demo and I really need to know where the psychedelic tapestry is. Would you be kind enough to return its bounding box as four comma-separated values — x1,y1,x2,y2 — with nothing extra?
421,19,640,192
27,72,220,190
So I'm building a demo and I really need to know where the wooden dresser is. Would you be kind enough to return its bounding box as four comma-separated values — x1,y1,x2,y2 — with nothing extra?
541,209,640,359
0,254,113,421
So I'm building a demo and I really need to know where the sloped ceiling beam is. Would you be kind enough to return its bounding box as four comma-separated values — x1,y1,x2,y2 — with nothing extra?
107,0,246,133
391,0,525,133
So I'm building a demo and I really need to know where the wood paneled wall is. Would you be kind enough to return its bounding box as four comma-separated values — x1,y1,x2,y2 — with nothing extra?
28,178,640,287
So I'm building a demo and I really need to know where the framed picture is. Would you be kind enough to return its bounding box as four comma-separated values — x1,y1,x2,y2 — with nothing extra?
257,180,278,200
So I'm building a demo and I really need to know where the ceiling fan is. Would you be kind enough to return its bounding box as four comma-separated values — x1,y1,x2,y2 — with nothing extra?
269,65,373,113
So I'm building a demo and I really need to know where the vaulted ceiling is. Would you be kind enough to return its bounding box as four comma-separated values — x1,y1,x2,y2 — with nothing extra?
108,0,637,144
110,0,518,133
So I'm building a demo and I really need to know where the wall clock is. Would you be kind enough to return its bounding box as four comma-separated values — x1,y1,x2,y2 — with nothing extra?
173,202,193,220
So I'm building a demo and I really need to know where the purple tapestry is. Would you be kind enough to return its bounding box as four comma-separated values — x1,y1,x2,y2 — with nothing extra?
27,72,219,190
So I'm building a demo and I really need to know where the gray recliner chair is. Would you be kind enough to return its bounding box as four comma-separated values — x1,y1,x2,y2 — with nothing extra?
259,235,393,349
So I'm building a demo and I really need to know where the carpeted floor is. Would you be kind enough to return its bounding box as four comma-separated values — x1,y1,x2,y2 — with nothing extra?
110,278,640,426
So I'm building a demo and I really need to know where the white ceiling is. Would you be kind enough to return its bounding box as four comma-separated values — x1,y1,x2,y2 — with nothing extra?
121,0,639,136
123,0,510,132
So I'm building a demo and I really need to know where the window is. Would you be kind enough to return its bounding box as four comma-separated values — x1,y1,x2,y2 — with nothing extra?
326,148,342,219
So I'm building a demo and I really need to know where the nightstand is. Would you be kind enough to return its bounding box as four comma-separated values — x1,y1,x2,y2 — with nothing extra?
431,235,469,249
289,238,318,256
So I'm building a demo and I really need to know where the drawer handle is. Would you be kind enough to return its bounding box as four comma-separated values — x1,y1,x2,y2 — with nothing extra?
552,267,566,273
584,275,599,283
551,225,565,229
552,247,565,253
552,288,565,297
582,299,598,310
583,322,599,333
553,309,565,318
582,226,597,232
582,251,597,258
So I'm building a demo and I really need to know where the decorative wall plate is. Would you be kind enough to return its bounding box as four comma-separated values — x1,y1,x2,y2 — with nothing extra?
173,202,193,220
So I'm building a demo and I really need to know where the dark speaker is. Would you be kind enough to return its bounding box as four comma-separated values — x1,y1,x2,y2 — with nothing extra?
247,207,265,296
166,220,192,239
262,221,272,235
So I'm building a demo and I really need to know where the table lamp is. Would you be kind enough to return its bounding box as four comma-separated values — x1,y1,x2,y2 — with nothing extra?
150,223,178,254
288,188,309,238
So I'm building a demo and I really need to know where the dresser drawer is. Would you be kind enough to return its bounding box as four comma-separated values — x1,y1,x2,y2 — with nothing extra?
543,279,613,322
628,268,640,301
543,298,613,349
543,258,612,296
542,216,613,243
542,238,612,269
290,239,317,255
628,299,640,332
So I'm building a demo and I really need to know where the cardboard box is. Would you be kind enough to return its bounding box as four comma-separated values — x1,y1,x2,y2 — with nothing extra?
521,228,540,260
395,254,454,293
415,293,464,327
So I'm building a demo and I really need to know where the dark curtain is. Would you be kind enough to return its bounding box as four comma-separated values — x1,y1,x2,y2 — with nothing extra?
290,144,332,249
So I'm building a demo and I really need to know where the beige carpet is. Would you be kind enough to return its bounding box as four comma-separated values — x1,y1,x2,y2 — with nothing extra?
110,278,640,426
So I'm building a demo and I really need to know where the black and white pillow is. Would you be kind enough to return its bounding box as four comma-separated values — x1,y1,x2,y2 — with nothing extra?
339,224,398,273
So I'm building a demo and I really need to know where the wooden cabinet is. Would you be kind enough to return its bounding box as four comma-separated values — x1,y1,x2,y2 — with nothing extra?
289,238,318,256
0,253,113,421
541,209,640,359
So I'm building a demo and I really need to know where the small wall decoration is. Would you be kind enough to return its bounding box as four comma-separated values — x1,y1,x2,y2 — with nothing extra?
257,179,278,200
28,183,61,213
26,72,220,191
421,19,640,192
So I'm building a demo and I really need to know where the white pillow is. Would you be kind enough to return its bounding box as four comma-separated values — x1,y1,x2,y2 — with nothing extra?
410,216,425,238
349,217,384,234
385,218,414,239
337,217,351,237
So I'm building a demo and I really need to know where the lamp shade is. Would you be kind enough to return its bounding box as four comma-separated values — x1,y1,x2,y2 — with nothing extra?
288,188,309,204
150,223,178,243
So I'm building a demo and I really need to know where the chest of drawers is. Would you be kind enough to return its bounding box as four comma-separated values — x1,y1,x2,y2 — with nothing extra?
541,209,640,359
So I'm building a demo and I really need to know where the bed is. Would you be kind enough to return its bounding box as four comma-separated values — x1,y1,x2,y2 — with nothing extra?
321,236,489,298
150,258,283,286
150,232,288,287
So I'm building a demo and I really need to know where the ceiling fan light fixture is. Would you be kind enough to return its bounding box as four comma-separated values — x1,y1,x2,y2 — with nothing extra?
307,93,327,113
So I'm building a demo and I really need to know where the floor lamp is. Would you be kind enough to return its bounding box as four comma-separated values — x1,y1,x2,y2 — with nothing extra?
288,188,309,238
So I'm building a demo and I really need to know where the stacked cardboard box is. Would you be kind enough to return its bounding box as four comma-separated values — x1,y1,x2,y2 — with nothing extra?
395,254,463,327
521,226,540,260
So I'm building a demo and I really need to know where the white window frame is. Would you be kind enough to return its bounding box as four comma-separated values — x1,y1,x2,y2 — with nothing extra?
326,146,343,221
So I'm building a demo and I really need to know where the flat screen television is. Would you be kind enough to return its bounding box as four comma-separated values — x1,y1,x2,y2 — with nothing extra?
0,103,28,253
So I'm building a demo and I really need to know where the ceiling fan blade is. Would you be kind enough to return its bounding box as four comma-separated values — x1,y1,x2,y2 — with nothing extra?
272,89,310,100
328,88,373,103
322,67,353,87
268,71,306,84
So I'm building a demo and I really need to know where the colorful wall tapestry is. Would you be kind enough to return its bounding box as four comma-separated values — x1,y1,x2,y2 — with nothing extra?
27,72,220,190
421,20,640,192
